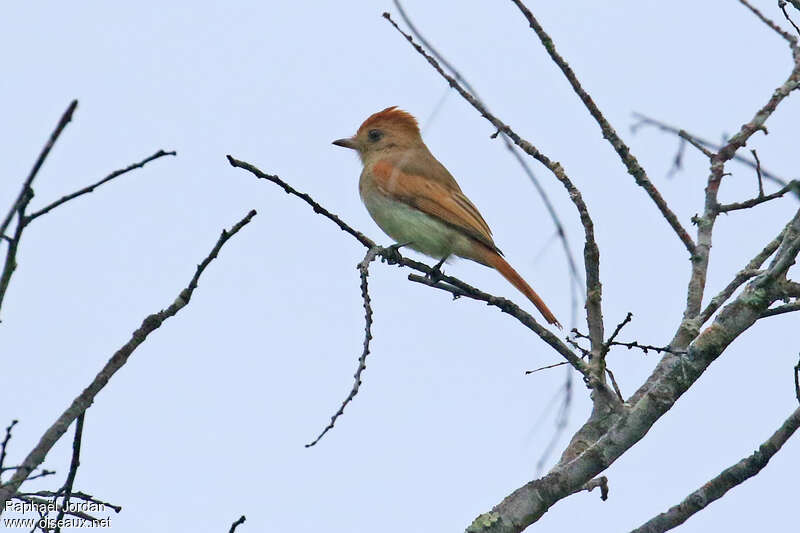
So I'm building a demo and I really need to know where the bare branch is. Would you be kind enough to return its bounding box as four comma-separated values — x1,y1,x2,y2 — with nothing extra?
795,354,800,405
697,222,787,324
760,300,800,318
765,209,800,277
717,180,799,212
53,413,84,533
0,146,175,319
565,334,591,358
12,495,101,523
469,208,800,532
0,210,257,508
0,199,29,319
779,0,800,38
606,341,682,356
16,490,121,514
631,113,796,191
680,40,800,329
0,100,77,238
227,156,374,248
22,468,56,481
602,312,633,357
408,272,593,380
229,515,247,533
752,149,765,197
739,0,798,44
572,476,609,501
508,0,696,256
27,150,176,221
630,406,800,533
574,324,685,356
678,130,713,158
524,361,569,375
0,420,18,482
605,368,624,403
306,246,380,448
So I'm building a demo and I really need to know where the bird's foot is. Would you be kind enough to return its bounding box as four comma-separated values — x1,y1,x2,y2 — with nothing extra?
381,242,410,265
425,256,448,282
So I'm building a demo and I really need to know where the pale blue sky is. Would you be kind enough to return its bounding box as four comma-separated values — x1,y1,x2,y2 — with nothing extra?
2,1,798,531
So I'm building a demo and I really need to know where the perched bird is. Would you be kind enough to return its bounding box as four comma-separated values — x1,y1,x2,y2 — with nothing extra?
333,106,561,328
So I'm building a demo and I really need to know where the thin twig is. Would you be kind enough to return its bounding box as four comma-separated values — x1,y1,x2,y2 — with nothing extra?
0,100,77,238
608,340,686,356
12,495,99,522
576,327,687,356
227,156,374,248
306,246,380,448
229,515,247,533
605,368,624,402
53,413,84,533
509,0,696,256
0,420,18,483
0,210,257,507
27,150,177,221
23,468,56,481
698,220,788,324
602,312,633,356
0,146,175,320
762,301,800,318
408,273,591,379
795,354,800,405
630,406,800,533
680,37,800,332
565,335,590,358
678,130,713,158
766,208,800,277
739,0,798,43
16,491,121,513
534,378,573,475
573,476,609,501
525,361,569,375
717,180,799,212
752,149,765,197
779,0,800,37
631,113,796,192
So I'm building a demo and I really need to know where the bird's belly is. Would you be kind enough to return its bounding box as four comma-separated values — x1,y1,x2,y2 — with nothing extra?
361,193,468,259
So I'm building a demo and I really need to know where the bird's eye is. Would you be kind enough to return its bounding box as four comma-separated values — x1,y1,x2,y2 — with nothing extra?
367,129,383,142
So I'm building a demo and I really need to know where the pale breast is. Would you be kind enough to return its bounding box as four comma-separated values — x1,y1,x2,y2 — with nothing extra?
359,178,470,260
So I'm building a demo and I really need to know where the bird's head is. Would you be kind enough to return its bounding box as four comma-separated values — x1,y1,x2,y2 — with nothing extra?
333,106,422,163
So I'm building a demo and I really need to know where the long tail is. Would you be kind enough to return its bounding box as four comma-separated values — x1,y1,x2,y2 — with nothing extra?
474,246,561,328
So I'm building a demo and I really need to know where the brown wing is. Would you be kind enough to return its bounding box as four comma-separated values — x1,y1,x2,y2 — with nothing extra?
372,160,501,254
383,147,463,193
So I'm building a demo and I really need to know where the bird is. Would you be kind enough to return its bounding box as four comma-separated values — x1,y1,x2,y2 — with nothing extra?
333,106,561,328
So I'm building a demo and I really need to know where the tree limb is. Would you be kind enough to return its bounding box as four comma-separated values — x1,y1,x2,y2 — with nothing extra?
465,208,800,532
629,406,800,533
0,210,257,509
508,0,696,256
0,100,77,238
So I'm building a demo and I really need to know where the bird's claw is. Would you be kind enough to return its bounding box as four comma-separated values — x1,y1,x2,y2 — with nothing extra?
425,257,448,282
381,242,409,265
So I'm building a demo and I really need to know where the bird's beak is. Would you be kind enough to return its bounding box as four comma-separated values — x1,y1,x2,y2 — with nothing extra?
332,137,358,150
